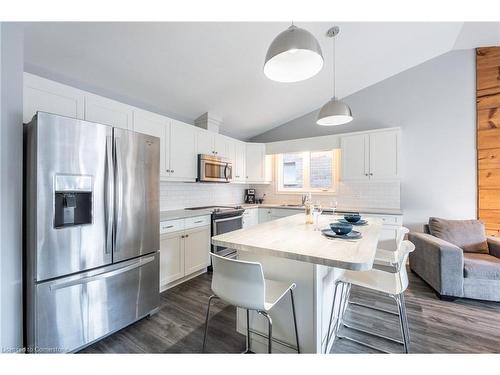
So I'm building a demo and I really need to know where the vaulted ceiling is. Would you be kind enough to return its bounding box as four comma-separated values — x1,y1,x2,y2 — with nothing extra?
23,22,500,140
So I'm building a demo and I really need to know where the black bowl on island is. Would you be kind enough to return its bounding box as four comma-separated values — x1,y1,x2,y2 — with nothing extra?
329,222,353,235
344,214,361,223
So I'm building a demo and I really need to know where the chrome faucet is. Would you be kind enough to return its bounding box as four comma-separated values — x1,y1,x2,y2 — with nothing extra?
301,194,307,206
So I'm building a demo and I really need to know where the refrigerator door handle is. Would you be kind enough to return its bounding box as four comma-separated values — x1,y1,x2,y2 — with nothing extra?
104,135,114,255
114,136,123,252
49,255,155,291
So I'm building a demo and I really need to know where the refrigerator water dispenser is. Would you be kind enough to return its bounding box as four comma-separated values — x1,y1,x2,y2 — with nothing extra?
54,175,93,228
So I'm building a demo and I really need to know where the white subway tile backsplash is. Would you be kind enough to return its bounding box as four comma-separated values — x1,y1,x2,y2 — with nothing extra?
250,180,400,210
160,182,248,211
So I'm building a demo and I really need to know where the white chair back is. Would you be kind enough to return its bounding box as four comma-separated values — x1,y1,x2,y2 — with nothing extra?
396,227,410,252
211,253,266,311
396,240,416,292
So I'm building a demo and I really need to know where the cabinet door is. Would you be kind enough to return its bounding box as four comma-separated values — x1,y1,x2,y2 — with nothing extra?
84,94,133,130
233,141,247,182
133,110,169,178
258,208,273,223
169,120,197,181
243,209,259,228
246,143,265,183
23,73,85,123
184,226,211,275
160,232,185,285
214,134,232,158
340,134,369,181
196,128,215,155
369,131,400,179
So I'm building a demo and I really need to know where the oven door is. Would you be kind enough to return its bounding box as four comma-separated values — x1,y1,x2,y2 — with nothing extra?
199,159,232,183
212,215,243,257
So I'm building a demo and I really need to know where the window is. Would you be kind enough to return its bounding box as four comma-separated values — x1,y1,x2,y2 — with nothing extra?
276,150,339,193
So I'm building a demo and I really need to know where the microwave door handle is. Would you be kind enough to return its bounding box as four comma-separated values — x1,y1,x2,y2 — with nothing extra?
224,164,228,180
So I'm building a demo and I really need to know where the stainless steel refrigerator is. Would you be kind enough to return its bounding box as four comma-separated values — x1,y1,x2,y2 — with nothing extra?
24,112,160,353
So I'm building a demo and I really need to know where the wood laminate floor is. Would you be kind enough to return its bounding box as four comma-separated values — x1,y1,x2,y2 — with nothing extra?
81,269,500,354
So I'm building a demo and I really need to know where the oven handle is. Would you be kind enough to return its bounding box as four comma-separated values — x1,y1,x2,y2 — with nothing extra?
214,215,243,224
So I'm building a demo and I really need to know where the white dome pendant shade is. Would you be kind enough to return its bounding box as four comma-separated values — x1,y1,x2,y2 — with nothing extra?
317,97,353,126
316,26,353,126
264,24,324,83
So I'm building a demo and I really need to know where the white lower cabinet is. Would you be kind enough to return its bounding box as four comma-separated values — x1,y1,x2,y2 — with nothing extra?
160,232,185,285
159,218,211,290
243,208,259,228
184,226,211,275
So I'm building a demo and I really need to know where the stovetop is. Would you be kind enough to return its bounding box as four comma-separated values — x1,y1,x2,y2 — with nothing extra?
185,205,243,213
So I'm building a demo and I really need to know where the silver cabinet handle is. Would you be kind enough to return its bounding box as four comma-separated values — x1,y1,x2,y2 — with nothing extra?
163,225,174,229
49,256,155,291
185,234,189,238
166,169,170,173
369,173,373,176
171,170,174,173
194,220,203,223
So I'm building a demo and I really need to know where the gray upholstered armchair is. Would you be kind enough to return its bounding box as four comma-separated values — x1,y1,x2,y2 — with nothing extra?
409,217,500,302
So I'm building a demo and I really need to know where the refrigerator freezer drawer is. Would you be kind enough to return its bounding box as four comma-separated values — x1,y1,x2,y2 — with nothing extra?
30,252,159,353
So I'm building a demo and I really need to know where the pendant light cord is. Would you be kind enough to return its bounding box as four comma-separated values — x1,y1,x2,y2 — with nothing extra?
332,34,336,99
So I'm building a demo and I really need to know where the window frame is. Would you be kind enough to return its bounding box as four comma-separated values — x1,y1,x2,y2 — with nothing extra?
275,150,340,194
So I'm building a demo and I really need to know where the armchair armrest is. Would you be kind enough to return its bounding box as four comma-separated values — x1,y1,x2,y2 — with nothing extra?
487,236,500,259
408,232,464,297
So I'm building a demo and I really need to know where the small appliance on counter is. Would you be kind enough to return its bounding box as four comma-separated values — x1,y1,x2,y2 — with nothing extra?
244,189,256,204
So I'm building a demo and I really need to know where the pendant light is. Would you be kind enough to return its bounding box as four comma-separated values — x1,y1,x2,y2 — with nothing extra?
264,23,323,83
316,26,353,126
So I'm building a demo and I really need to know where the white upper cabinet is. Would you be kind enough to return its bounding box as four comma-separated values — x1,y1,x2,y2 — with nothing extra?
341,129,400,181
246,143,266,183
232,140,247,183
23,73,85,123
84,94,133,130
133,109,169,178
169,120,197,181
214,134,232,159
196,128,215,156
368,130,400,180
341,134,369,181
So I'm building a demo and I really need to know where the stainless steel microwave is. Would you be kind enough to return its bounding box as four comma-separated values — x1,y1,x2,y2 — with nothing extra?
197,154,232,183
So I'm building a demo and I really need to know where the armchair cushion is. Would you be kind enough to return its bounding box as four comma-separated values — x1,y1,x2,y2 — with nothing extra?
428,217,489,254
463,253,500,280
487,236,500,259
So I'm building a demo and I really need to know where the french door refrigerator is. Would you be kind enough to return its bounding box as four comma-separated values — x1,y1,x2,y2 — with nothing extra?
24,112,160,353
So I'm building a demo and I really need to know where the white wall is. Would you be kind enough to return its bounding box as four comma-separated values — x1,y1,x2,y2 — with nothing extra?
252,50,477,231
0,23,24,352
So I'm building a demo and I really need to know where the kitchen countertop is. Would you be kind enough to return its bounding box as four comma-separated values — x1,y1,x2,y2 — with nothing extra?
160,204,402,222
241,203,403,215
212,213,383,270
160,209,213,221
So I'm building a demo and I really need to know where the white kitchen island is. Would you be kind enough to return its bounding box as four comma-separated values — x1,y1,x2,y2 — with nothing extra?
211,213,383,354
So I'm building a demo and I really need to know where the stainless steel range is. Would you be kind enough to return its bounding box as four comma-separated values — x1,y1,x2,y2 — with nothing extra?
185,205,245,260
24,112,160,353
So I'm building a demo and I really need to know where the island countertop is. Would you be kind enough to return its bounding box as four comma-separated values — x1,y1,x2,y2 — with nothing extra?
212,213,383,271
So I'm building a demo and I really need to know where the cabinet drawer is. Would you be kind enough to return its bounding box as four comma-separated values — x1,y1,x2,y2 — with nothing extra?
185,215,211,229
362,214,402,226
160,219,185,234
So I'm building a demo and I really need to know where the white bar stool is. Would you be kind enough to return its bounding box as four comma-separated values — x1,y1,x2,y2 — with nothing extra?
202,253,300,354
326,228,415,354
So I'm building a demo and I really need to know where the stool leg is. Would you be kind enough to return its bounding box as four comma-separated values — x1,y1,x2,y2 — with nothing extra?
394,293,410,353
290,289,300,353
244,309,252,353
202,295,217,353
258,311,273,353
326,280,343,353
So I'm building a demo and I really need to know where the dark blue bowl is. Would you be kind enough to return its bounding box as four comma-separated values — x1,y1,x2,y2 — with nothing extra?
344,214,361,223
329,222,353,235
